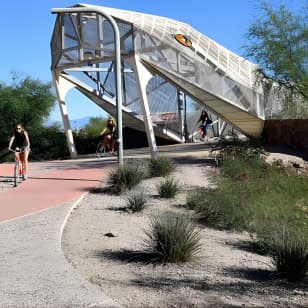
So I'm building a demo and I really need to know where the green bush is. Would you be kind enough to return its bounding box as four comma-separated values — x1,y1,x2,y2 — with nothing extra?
220,146,268,181
144,213,202,263
149,155,175,177
183,143,308,282
262,226,308,281
195,142,308,281
74,134,98,155
199,146,308,232
186,188,224,226
186,187,205,211
29,125,69,160
157,177,179,198
126,192,147,213
107,161,145,194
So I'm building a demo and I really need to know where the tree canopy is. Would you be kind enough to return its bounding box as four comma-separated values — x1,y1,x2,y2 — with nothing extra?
0,74,56,148
245,1,308,117
82,117,107,138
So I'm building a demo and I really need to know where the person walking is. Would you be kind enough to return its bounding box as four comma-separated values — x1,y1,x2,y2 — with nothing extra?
8,124,30,180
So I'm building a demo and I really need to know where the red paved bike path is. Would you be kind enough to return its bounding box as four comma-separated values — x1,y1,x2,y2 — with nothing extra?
0,158,114,222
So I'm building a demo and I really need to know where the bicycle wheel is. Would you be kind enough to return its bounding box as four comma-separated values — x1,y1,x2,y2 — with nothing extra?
191,129,204,142
13,162,18,187
96,142,107,158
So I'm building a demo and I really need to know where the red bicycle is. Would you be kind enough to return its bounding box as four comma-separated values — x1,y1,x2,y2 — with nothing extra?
96,136,116,158
9,148,26,187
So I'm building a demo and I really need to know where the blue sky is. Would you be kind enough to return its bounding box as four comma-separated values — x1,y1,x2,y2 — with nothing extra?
0,0,305,122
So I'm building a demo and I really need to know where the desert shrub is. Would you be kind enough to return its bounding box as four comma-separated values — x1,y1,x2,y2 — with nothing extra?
126,192,147,213
157,177,179,198
144,213,202,263
186,184,252,230
182,142,308,283
186,187,206,211
202,145,308,232
107,161,146,193
130,158,151,178
28,125,69,160
261,226,308,281
186,188,224,226
149,155,175,177
220,146,268,181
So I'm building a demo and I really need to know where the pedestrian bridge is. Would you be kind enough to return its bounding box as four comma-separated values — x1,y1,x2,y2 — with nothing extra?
51,3,265,157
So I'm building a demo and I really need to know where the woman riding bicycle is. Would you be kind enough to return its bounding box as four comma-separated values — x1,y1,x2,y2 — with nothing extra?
99,117,116,153
8,124,30,180
198,109,212,141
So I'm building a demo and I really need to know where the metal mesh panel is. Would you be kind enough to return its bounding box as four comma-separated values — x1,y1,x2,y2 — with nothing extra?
52,11,134,69
93,5,258,89
50,15,63,69
51,5,265,139
63,14,79,49
134,30,263,118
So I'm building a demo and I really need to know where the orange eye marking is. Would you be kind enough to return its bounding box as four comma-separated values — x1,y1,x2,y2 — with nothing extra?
174,34,192,47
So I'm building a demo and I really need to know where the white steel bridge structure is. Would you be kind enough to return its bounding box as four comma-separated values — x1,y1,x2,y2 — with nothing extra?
51,3,265,158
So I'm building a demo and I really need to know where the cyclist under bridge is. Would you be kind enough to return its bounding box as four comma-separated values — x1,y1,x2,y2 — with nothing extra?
50,4,265,158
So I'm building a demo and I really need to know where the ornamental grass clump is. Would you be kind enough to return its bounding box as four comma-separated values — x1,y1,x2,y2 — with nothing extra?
108,162,145,194
149,155,175,177
157,177,179,198
144,213,202,263
262,226,308,282
126,192,147,213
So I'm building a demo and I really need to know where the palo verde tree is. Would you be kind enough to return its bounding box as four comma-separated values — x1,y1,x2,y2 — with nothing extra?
82,116,107,138
73,116,108,155
245,1,308,118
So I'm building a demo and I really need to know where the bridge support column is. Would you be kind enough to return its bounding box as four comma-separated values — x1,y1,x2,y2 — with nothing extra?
218,119,227,136
177,90,185,142
52,72,78,158
131,56,157,159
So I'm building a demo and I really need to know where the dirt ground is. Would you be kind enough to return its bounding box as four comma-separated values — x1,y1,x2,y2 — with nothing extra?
62,149,308,308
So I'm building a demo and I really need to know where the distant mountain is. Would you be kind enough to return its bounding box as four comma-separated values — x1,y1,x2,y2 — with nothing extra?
44,116,91,130
70,117,91,129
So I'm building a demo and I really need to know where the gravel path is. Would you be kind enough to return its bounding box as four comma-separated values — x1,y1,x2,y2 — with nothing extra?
62,155,308,308
1,144,307,307
0,198,122,308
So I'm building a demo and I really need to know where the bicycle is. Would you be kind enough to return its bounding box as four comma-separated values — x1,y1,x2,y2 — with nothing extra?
9,148,26,187
96,142,108,158
96,138,116,158
189,119,219,143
